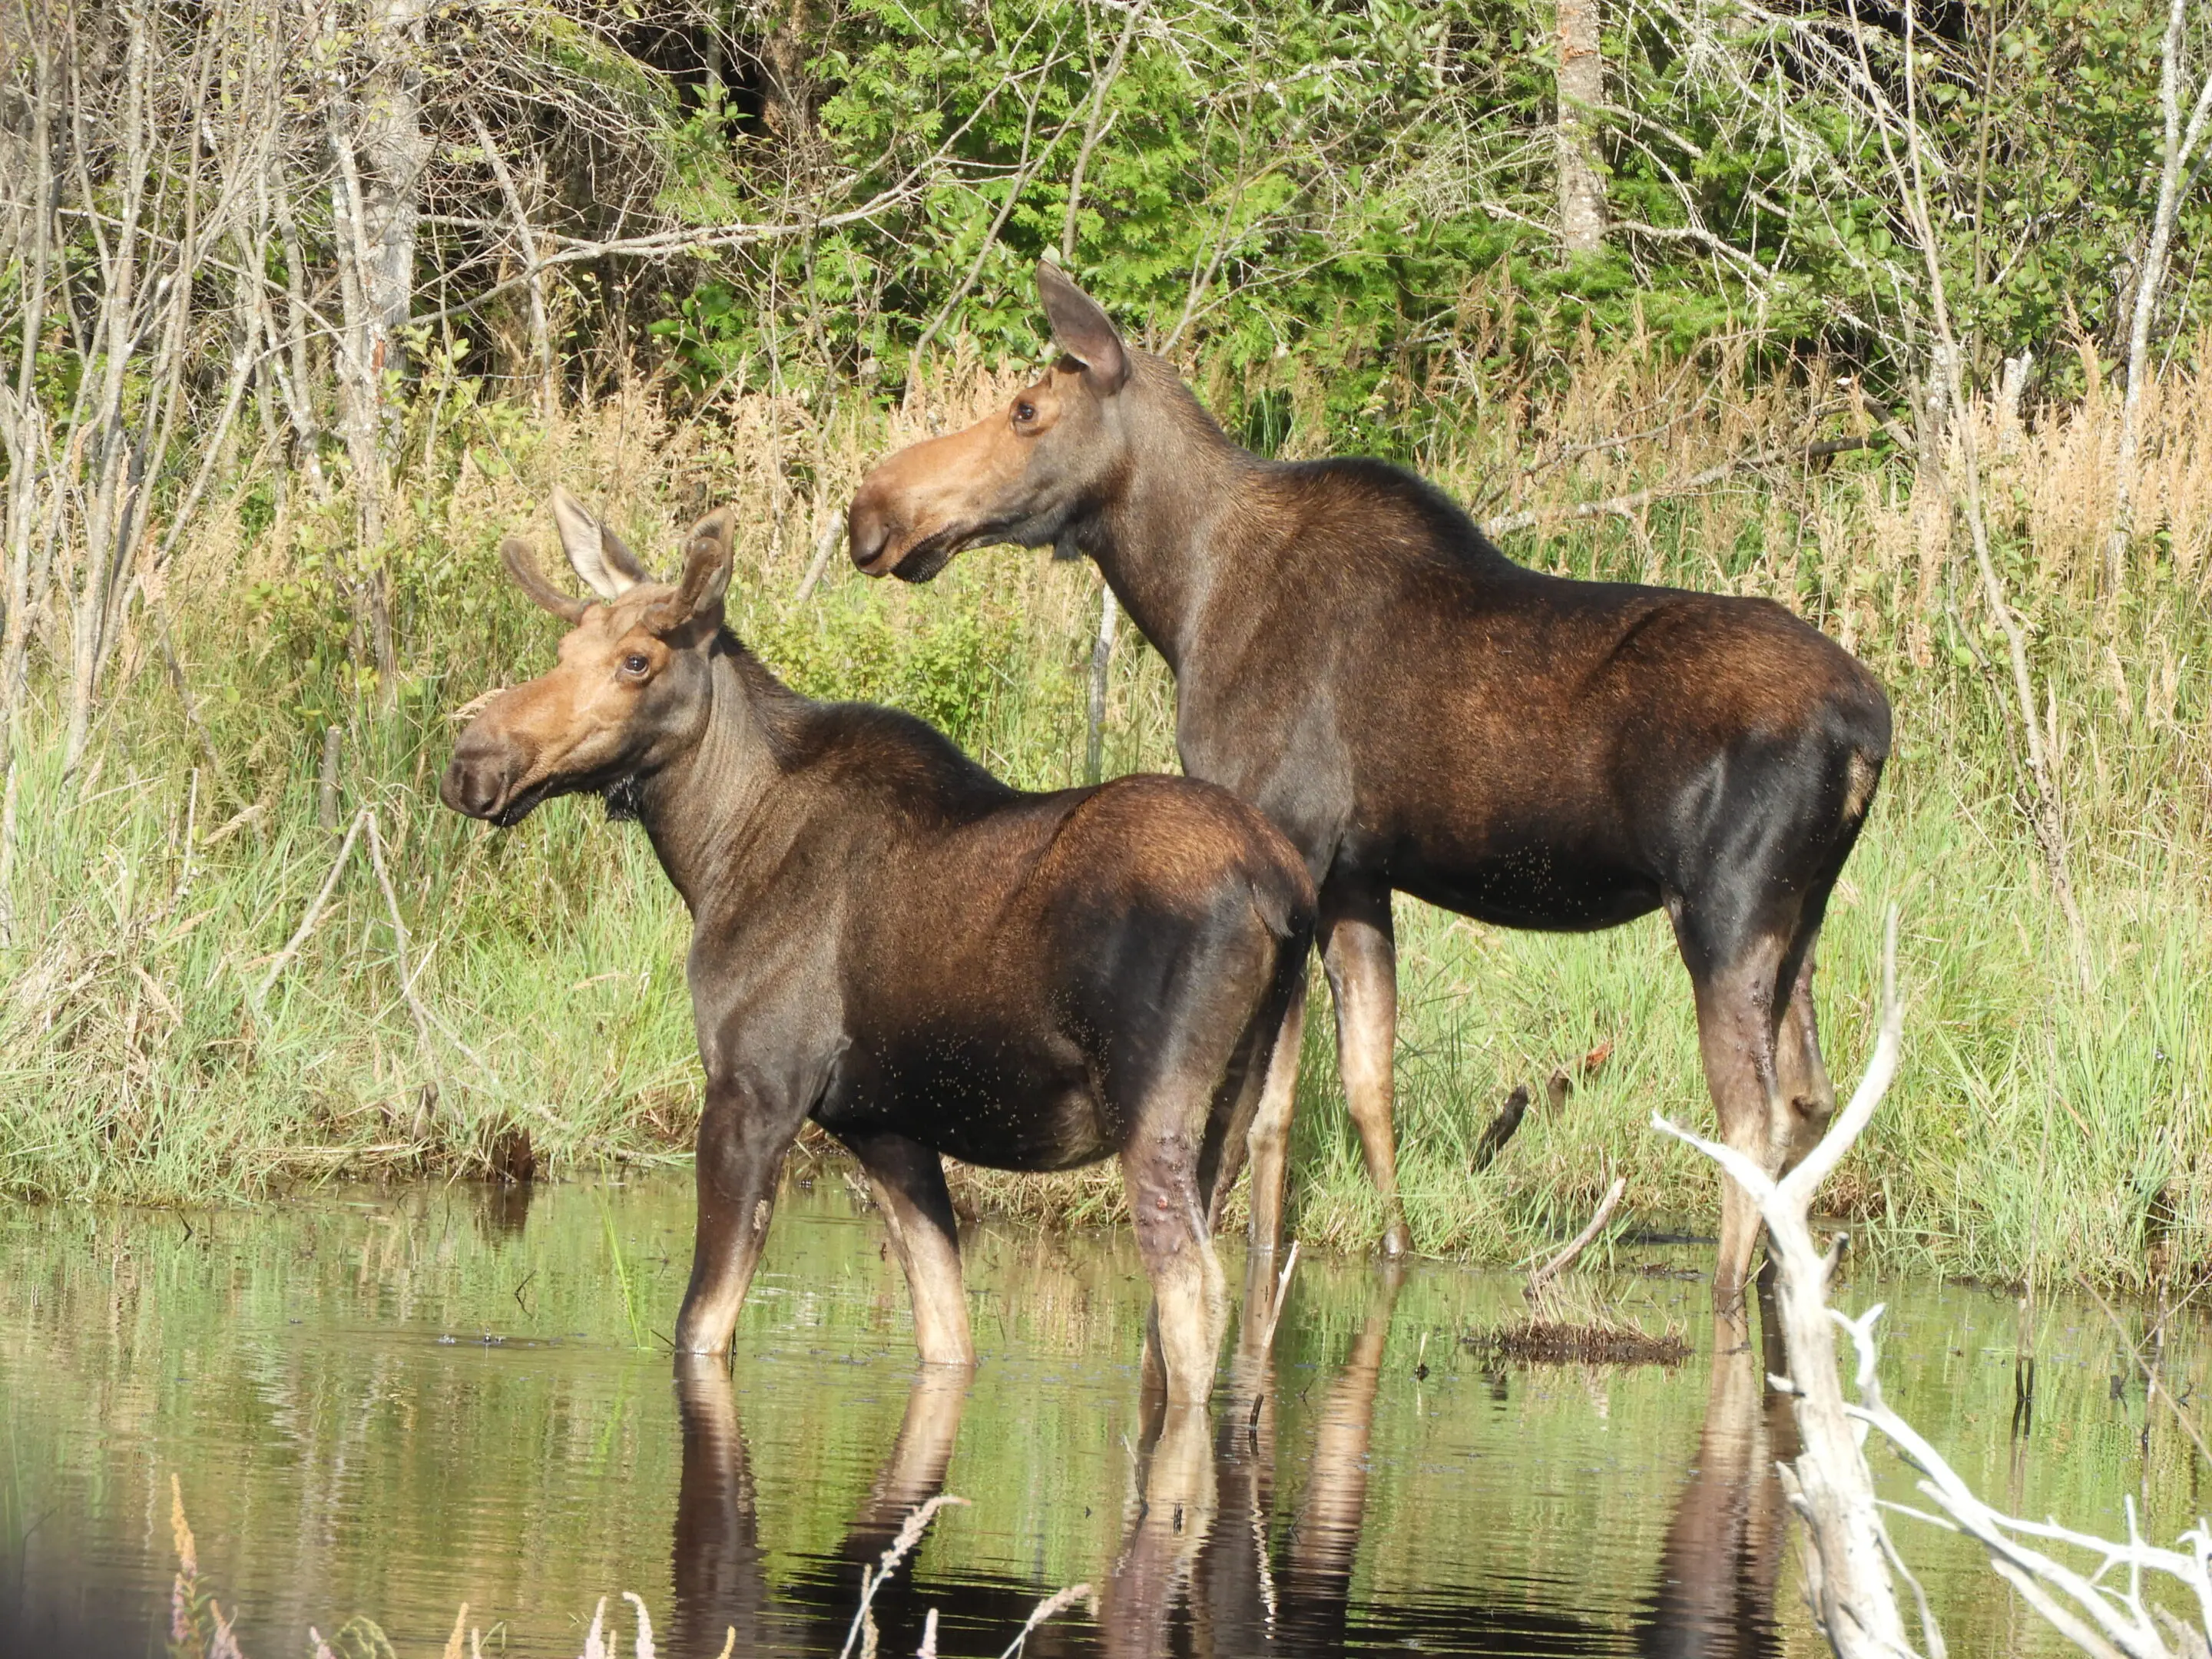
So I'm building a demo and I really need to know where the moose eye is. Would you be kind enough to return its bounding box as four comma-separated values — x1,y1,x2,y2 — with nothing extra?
621,652,651,678
1013,399,1038,425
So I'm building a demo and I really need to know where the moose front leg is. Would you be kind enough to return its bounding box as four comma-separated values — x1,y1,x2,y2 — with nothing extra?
676,1081,801,1356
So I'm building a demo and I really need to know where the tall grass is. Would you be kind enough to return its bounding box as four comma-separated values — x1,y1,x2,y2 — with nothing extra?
3,337,2206,1289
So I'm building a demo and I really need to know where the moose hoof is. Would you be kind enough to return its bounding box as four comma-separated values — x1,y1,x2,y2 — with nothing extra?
1379,1220,1412,1260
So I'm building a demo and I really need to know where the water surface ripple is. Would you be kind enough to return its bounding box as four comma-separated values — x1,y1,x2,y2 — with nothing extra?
1,1178,2200,1657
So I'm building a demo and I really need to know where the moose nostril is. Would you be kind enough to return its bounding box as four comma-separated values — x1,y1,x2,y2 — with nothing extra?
440,754,505,819
846,496,892,571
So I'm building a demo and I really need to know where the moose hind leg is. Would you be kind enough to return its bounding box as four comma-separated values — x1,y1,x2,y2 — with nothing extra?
1678,926,1792,1320
1320,876,1411,1258
1121,1091,1229,1407
842,1130,973,1368
1772,942,1838,1174
1241,979,1307,1263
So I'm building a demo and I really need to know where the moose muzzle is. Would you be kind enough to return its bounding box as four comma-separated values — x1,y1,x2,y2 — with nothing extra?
440,724,525,822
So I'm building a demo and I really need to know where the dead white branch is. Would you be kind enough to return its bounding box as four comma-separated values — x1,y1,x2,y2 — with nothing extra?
1656,909,2212,1659
256,807,369,1007
364,809,436,1074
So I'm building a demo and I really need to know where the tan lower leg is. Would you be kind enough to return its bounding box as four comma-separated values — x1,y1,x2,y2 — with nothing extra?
1323,890,1410,1257
1689,943,1790,1317
1773,954,1836,1171
1145,1243,1227,1406
851,1134,973,1367
676,1192,777,1354
876,1194,974,1366
1243,986,1306,1259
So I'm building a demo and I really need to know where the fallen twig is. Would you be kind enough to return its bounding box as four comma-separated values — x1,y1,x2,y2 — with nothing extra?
840,1494,970,1659
1245,1240,1303,1359
365,810,437,1074
1483,436,1869,536
1525,1176,1628,1298
796,517,846,604
254,806,367,1006
997,1582,1098,1658
1469,1083,1530,1172
2076,1277,2212,1472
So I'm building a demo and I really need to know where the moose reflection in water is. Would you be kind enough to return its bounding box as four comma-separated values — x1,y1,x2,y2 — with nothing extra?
659,1276,1798,1657
1636,1313,1799,1659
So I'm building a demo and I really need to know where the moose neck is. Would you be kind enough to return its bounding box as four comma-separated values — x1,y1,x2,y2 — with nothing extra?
630,642,788,918
1081,362,1270,673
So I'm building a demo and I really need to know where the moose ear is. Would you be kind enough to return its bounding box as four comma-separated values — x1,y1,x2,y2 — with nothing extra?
551,486,639,601
1037,261,1130,394
597,519,652,588
643,508,734,638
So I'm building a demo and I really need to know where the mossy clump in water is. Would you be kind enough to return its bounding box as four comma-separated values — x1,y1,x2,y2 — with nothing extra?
1468,1317,1691,1367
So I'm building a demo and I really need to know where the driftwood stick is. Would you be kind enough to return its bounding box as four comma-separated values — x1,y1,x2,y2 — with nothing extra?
1483,436,1869,537
255,806,368,1005
1243,1239,1303,1360
318,724,342,830
1525,1176,1626,1298
1654,908,1910,1658
795,515,844,603
363,809,436,1071
1470,1082,1531,1173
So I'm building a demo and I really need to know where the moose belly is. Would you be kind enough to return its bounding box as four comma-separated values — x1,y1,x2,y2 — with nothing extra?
820,1038,1111,1172
1393,842,1664,933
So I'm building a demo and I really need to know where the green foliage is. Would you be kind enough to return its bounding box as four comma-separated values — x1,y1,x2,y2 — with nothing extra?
750,594,1015,754
614,0,2212,451
5,362,2207,1294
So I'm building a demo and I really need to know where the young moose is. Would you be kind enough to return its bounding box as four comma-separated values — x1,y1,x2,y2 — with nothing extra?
440,492,1314,1402
847,265,1892,1312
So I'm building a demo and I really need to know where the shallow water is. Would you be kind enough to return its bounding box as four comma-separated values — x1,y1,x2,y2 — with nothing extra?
2,1176,2205,1658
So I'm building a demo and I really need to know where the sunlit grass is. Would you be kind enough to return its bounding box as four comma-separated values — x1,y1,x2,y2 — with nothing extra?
1,359,2207,1293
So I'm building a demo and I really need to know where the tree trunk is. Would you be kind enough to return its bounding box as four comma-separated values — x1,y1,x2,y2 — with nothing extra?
328,0,427,695
2106,0,2212,600
760,0,814,142
359,0,429,373
1555,0,1606,256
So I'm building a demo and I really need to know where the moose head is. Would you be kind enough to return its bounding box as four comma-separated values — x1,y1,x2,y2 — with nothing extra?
846,262,1145,583
441,490,733,826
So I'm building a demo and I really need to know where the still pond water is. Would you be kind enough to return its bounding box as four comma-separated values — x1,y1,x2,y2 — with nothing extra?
3,1175,2206,1658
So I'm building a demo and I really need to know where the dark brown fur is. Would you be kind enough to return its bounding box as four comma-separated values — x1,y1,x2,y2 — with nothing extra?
847,264,1892,1310
441,492,1315,1402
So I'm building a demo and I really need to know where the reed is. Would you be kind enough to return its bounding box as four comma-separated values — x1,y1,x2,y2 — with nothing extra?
2,341,2205,1291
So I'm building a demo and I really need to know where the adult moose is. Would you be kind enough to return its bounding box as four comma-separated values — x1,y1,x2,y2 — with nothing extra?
441,492,1314,1402
846,265,1892,1310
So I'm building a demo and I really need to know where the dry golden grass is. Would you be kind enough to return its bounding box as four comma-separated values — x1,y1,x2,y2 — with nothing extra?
6,338,2208,1287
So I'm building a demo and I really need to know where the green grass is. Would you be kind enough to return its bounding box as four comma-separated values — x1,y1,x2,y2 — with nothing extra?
1,379,2206,1293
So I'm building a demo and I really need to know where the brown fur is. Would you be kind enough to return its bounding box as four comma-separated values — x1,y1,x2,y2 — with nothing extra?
849,264,1892,1306
442,496,1316,1402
